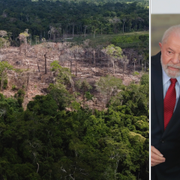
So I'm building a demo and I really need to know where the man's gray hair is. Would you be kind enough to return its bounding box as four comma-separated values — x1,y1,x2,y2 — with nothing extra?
162,25,180,44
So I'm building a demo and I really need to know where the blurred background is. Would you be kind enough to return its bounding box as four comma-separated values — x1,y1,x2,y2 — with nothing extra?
151,14,180,56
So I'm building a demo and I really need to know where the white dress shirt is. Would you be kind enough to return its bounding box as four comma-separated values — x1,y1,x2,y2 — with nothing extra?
162,69,180,110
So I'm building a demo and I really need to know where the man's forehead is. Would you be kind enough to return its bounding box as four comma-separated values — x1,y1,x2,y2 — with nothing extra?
164,32,180,44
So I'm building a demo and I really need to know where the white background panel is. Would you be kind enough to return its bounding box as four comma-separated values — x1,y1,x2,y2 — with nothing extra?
151,0,180,14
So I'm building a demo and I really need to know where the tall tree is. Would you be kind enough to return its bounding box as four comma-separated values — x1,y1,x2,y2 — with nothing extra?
96,75,122,106
102,44,123,74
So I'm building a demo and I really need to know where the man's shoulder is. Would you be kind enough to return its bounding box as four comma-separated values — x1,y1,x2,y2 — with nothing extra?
151,51,162,76
151,51,161,67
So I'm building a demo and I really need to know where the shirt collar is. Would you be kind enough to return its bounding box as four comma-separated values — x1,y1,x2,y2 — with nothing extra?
162,68,180,85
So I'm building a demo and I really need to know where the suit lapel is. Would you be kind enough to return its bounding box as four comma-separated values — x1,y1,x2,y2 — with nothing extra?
152,52,164,133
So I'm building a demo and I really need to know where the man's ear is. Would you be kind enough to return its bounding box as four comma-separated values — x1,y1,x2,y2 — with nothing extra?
159,42,162,50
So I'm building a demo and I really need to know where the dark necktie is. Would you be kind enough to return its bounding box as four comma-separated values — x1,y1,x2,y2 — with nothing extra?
164,78,177,129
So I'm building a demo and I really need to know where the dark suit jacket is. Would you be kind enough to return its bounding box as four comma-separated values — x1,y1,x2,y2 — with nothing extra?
151,52,180,180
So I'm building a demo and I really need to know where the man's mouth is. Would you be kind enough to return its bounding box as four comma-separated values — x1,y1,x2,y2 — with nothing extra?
167,65,180,71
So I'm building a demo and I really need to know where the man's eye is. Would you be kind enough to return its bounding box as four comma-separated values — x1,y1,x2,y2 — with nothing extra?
167,51,173,55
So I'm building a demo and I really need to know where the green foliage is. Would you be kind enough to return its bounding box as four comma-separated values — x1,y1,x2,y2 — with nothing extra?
27,94,58,116
48,83,74,110
110,78,149,117
133,71,139,75
76,79,92,92
139,34,149,42
112,35,139,44
104,44,123,59
3,79,8,89
111,35,141,48
96,75,123,105
14,89,25,106
75,79,92,107
19,31,29,38
16,89,25,97
0,78,8,89
0,61,13,91
0,61,13,75
0,84,148,179
70,101,81,111
12,85,17,91
50,61,73,88
85,91,93,101
0,0,148,45
0,37,10,48
14,68,24,73
140,73,149,85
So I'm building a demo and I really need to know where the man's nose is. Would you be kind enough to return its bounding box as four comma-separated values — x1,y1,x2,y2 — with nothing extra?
171,54,180,64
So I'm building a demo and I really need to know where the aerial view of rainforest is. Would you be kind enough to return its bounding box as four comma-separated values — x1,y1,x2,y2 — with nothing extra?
0,0,149,179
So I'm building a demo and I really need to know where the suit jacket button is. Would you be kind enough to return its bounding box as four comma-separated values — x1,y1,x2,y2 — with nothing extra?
161,140,164,143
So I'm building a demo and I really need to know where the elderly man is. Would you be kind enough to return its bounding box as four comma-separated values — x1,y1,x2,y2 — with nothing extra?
151,25,180,180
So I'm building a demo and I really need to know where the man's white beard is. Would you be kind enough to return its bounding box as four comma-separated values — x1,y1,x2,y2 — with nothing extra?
161,57,180,78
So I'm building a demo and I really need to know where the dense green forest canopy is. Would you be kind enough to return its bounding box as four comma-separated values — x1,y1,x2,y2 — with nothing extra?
0,73,149,180
32,0,148,5
0,0,148,45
